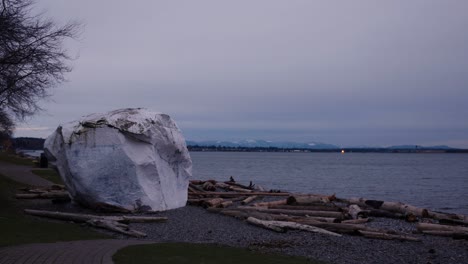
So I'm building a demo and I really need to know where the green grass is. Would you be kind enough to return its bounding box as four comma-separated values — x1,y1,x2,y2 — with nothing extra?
31,169,64,185
0,173,109,247
113,243,318,264
0,152,34,166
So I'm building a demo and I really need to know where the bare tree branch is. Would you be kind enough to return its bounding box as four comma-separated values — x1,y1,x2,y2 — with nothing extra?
0,0,80,131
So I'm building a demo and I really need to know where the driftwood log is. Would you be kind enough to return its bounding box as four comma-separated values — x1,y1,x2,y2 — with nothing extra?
190,192,290,198
87,219,147,237
348,204,368,219
358,230,421,242
345,198,428,217
246,217,342,237
287,194,333,205
16,192,70,199
189,177,467,241
269,204,342,212
241,196,259,205
236,206,345,219
417,223,468,233
24,209,167,237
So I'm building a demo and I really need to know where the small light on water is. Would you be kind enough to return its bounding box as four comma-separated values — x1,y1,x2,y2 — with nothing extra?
341,149,345,154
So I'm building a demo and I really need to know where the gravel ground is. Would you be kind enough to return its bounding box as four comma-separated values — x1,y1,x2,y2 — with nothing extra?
29,200,468,264
128,206,468,264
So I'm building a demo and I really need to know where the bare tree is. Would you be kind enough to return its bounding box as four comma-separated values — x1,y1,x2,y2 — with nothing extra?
0,0,80,132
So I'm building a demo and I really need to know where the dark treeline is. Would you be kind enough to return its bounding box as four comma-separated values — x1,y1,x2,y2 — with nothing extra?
13,137,45,150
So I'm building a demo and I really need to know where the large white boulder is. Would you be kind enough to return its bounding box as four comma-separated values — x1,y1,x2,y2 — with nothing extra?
44,108,192,212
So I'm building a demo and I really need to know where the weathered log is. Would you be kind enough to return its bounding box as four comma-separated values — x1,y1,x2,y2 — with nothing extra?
228,196,249,202
24,209,168,224
358,230,421,242
348,204,368,219
426,211,467,221
246,216,285,232
228,186,253,193
214,182,230,189
203,198,224,208
269,204,342,212
417,223,468,233
219,201,233,208
286,194,334,205
24,209,122,222
252,199,287,207
236,206,344,219
246,217,341,237
202,182,217,191
189,183,206,193
188,186,200,194
241,196,259,205
27,189,48,194
191,192,290,197
243,211,338,223
86,219,147,237
293,219,387,234
345,198,428,217
224,181,253,190
16,191,69,199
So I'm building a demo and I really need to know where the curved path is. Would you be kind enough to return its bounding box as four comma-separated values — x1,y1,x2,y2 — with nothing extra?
0,161,53,187
0,239,152,264
0,161,155,263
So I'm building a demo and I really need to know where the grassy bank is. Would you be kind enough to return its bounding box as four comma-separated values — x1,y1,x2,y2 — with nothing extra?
0,173,109,247
0,152,34,166
114,243,316,264
31,169,64,184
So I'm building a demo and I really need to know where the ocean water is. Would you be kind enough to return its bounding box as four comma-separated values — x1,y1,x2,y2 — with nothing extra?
191,152,468,214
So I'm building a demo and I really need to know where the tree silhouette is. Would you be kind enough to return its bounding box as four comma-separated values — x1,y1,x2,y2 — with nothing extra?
0,0,80,135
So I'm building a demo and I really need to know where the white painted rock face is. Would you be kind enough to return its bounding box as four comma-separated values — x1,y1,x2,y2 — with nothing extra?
44,108,192,212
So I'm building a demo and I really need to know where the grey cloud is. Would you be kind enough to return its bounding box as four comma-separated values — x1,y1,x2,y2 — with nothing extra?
15,0,468,148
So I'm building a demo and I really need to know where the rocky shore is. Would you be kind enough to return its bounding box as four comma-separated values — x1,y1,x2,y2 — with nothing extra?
30,198,467,264
129,206,468,264
9,169,467,264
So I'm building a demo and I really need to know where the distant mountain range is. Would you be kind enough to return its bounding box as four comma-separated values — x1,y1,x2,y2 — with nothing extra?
186,140,339,149
10,137,457,151
186,140,455,150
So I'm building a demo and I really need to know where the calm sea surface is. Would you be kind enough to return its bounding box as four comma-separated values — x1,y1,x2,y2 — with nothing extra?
191,152,468,214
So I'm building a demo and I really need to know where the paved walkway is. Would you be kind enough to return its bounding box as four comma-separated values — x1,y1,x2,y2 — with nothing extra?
0,161,155,264
0,239,152,264
0,162,53,187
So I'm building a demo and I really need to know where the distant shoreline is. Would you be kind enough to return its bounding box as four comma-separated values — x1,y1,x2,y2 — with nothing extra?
187,145,468,153
10,137,468,153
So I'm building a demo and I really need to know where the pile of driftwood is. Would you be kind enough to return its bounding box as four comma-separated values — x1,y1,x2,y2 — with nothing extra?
16,185,69,200
189,178,468,241
23,209,166,237
16,178,468,240
16,186,167,237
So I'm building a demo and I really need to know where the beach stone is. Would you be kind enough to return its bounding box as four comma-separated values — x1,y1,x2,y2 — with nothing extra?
44,108,192,212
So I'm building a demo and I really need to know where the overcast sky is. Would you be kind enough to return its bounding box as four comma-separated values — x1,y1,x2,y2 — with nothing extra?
14,0,468,148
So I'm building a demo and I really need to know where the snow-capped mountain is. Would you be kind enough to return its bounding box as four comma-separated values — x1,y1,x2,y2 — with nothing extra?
186,139,339,149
